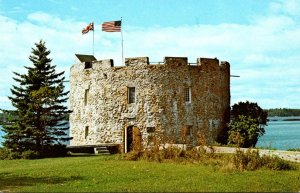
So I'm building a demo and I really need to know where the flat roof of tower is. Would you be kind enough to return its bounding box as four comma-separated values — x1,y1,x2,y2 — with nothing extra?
75,54,97,62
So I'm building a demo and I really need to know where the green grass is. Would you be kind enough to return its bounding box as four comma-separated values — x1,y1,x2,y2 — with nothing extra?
0,154,299,192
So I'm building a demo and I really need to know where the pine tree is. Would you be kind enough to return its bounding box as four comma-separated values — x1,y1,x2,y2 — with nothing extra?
2,40,71,157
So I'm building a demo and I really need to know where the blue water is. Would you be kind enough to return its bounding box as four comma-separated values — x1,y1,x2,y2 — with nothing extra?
0,126,4,146
0,125,70,147
0,118,299,150
256,117,300,150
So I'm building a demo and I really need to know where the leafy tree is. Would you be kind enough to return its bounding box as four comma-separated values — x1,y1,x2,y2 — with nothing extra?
228,115,263,147
231,101,268,125
228,101,268,148
1,40,71,157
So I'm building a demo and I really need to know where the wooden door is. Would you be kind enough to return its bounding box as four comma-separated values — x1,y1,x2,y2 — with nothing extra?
132,126,141,152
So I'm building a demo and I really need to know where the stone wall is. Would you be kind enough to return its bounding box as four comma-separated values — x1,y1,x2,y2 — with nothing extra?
69,56,230,152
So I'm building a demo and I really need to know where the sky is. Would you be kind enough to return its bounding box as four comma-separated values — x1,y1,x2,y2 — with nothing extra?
0,0,299,110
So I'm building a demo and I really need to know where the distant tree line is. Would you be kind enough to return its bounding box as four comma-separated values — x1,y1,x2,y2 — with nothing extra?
0,111,16,125
0,112,69,125
266,108,300,117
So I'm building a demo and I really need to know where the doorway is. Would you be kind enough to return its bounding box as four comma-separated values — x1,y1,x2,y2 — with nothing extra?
125,126,141,153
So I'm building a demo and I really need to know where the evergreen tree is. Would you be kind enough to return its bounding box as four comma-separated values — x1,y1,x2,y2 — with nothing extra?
2,40,71,157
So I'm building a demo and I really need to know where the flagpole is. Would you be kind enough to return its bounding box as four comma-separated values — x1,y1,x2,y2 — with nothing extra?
93,22,95,55
121,17,124,65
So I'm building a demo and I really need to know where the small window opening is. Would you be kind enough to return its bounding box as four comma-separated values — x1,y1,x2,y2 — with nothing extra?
185,87,191,103
147,127,155,133
84,62,92,69
84,89,89,106
85,126,89,139
128,87,135,104
182,126,192,136
103,73,107,79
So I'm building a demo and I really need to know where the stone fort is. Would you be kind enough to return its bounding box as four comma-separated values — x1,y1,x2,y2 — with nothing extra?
69,56,230,153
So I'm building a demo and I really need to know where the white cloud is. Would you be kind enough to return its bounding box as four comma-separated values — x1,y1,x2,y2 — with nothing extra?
270,0,300,17
1,1,300,110
27,12,54,23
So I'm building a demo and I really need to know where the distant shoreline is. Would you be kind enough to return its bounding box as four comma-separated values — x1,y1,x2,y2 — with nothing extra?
266,108,300,117
282,118,300,121
270,119,300,122
269,117,300,122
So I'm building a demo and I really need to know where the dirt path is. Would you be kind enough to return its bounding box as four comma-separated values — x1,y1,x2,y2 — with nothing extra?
212,146,300,163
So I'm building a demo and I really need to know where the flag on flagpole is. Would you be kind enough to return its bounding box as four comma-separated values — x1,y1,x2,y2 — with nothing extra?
82,23,94,34
102,20,121,32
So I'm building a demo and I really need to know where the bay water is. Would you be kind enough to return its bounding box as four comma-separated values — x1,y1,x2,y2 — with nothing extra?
0,126,4,145
0,117,299,150
256,117,300,150
0,124,70,146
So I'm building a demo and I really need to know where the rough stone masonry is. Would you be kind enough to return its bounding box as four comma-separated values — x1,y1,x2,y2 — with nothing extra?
69,56,230,152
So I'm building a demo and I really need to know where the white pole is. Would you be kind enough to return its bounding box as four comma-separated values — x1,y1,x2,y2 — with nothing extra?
125,127,127,153
121,17,124,65
93,22,95,55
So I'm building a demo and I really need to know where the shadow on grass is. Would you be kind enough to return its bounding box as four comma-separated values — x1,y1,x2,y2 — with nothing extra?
67,153,99,157
0,172,83,190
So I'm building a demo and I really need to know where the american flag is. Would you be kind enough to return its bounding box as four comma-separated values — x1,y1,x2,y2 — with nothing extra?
102,20,121,32
82,23,94,34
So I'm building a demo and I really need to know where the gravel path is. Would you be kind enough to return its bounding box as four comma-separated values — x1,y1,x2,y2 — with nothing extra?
212,146,300,163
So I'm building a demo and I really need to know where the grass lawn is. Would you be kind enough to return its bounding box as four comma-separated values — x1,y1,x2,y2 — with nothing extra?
0,154,299,192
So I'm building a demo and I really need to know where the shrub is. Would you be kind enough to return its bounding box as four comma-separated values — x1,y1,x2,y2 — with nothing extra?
142,146,186,162
232,149,295,171
142,146,162,162
123,151,143,161
0,148,23,160
21,150,40,159
228,101,268,148
228,115,263,148
260,155,295,170
123,146,216,164
159,146,184,160
232,149,261,170
0,147,12,160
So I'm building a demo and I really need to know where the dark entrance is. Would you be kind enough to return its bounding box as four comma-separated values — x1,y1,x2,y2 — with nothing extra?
125,126,141,153
126,126,133,152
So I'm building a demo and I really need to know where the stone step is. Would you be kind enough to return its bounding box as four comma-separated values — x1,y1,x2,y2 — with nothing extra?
94,146,111,155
